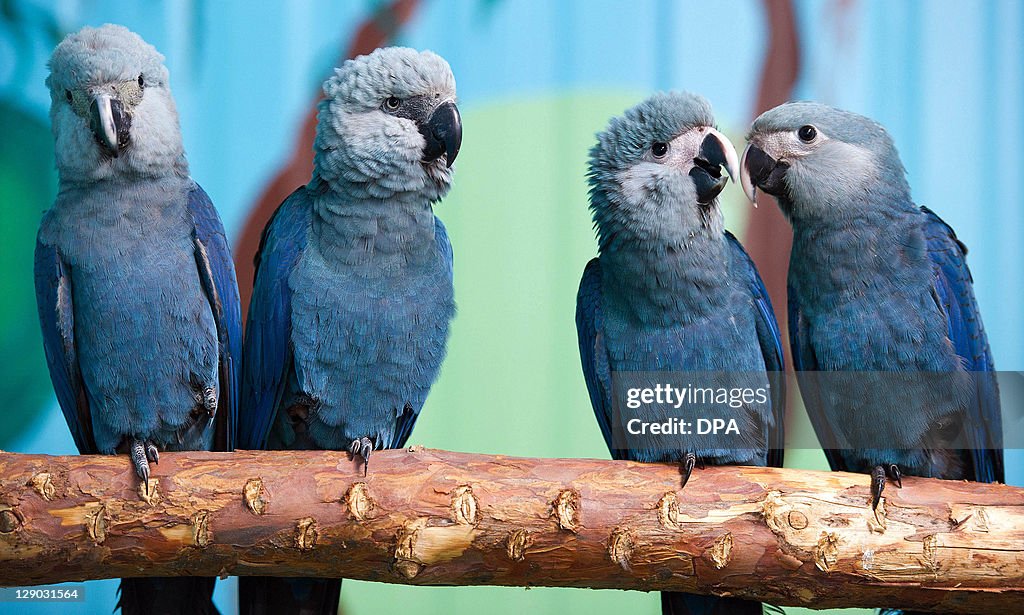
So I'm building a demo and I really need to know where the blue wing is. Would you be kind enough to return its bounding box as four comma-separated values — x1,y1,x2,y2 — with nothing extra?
725,231,786,468
389,216,454,450
188,184,243,452
920,206,1003,483
575,258,628,459
34,236,96,454
788,278,849,471
239,188,311,450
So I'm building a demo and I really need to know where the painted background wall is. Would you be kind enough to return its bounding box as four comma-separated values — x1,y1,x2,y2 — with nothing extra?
1,1,1021,614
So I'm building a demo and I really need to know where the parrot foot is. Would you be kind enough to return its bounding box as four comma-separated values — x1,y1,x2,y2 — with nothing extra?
201,387,217,417
129,438,157,495
349,437,374,476
870,464,904,521
680,452,698,488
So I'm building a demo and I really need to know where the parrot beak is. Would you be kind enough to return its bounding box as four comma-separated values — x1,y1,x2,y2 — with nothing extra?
420,100,462,167
89,92,131,158
740,142,789,207
689,128,739,204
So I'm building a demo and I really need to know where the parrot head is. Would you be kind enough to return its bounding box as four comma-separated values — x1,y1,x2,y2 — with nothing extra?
740,102,911,220
587,92,739,247
47,24,185,181
314,46,462,203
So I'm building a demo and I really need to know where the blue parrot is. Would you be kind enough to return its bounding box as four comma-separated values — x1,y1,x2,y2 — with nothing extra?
35,25,241,615
577,92,785,615
238,47,461,615
741,102,1002,614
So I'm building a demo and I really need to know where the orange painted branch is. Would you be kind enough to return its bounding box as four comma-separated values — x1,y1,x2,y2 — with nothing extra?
0,449,1020,613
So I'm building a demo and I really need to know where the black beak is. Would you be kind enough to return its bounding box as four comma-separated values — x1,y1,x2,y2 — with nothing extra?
743,144,789,198
419,101,462,167
689,133,731,204
89,95,131,158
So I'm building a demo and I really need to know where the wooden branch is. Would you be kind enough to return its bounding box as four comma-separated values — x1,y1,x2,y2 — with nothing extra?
0,449,1020,613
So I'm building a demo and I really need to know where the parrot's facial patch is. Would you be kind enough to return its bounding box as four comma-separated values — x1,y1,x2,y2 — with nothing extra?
60,77,145,158
616,126,737,210
742,126,879,215
314,100,455,202
63,77,144,121
51,77,182,179
742,101,911,217
588,92,740,244
315,47,460,201
786,139,879,209
750,124,830,161
379,94,462,168
47,24,183,179
609,125,735,239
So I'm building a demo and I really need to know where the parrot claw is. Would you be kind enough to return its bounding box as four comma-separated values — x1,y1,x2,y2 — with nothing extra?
870,464,904,522
870,463,905,518
680,452,697,489
146,442,160,464
890,464,903,489
349,437,374,476
129,439,152,494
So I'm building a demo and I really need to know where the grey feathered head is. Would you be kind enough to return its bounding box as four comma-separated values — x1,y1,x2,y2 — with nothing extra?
47,24,186,181
313,47,462,203
741,102,912,220
587,92,739,249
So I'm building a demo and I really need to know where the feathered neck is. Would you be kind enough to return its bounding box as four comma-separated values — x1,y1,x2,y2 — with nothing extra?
788,196,931,309
308,177,437,274
599,222,732,327
54,174,189,218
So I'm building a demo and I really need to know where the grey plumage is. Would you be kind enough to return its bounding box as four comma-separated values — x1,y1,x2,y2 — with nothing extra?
742,104,1001,615
578,91,784,615
239,46,462,615
36,24,241,615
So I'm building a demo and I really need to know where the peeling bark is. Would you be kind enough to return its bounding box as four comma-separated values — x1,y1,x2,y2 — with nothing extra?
0,448,1021,613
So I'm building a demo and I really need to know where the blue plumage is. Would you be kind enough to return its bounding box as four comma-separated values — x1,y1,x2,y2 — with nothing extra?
238,188,310,451
238,47,461,615
742,102,1002,532
189,186,243,452
240,186,454,453
577,92,784,615
577,233,784,465
37,25,240,614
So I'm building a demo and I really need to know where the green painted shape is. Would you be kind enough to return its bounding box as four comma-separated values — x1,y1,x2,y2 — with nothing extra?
0,101,58,446
339,92,870,615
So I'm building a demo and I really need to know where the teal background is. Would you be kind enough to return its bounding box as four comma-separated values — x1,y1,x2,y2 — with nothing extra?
1,1,1022,614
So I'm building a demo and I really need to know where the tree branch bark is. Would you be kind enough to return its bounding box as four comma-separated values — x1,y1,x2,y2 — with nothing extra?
0,448,1020,613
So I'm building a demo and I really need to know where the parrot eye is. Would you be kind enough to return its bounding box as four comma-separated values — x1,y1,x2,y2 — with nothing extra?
383,96,402,111
138,74,145,88
651,142,669,158
65,89,73,103
798,125,817,142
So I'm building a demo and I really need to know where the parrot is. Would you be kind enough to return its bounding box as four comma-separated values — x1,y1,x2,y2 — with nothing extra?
576,91,785,615
237,46,462,615
35,24,241,615
741,102,1002,613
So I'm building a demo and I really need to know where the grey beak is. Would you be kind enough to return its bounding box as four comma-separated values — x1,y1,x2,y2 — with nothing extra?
420,101,462,167
741,144,789,204
89,93,131,157
690,132,734,204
